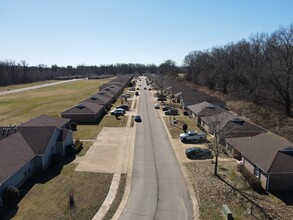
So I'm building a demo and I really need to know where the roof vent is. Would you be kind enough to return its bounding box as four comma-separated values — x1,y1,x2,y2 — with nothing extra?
76,104,86,109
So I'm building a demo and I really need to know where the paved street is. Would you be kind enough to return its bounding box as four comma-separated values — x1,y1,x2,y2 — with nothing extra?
0,79,82,96
119,77,193,220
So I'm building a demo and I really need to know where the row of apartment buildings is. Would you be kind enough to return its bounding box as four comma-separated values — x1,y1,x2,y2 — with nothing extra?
161,78,293,191
0,75,132,199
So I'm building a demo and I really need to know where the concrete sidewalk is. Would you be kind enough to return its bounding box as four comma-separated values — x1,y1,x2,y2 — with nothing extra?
72,95,137,220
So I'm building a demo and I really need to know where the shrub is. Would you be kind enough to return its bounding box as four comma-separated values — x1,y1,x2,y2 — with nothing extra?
70,122,77,131
182,123,188,132
73,139,83,153
2,186,20,206
237,164,263,192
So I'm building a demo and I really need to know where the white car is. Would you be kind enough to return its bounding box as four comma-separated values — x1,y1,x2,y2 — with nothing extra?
110,108,126,115
154,103,160,109
180,130,206,142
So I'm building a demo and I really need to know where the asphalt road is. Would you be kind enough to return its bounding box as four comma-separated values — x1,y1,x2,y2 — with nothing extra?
0,79,82,96
119,76,193,220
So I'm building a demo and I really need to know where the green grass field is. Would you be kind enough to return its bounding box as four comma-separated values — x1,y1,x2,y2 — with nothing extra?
0,78,114,125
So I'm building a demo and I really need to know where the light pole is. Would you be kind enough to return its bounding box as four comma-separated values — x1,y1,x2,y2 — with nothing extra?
169,91,172,125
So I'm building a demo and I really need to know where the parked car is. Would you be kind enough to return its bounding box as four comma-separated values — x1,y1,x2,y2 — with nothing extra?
185,147,213,160
116,105,129,111
180,130,206,142
157,97,167,102
165,109,178,115
110,108,126,116
154,103,160,109
122,93,131,98
134,115,142,122
162,106,171,111
129,87,135,91
135,91,139,96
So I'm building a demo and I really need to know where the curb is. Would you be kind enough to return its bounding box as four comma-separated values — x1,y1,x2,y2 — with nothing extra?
92,94,138,220
111,94,138,220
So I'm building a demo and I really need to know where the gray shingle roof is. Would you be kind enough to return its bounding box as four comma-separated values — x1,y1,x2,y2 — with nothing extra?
187,101,217,115
201,111,238,130
221,119,267,137
0,132,35,184
17,126,57,155
226,133,293,173
62,101,104,114
20,115,70,128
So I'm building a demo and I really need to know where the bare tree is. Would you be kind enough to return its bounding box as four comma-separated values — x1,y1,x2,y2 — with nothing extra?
264,25,293,115
205,111,239,176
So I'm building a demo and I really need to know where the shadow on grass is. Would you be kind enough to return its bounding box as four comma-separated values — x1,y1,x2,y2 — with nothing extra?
2,156,75,220
271,191,293,206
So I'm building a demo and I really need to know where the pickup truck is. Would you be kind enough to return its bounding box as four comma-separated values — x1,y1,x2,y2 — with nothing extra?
180,130,206,143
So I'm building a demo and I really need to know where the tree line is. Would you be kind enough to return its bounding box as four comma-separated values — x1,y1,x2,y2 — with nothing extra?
183,24,293,116
0,62,158,86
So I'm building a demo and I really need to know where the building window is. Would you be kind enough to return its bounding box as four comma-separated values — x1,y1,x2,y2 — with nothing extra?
254,166,259,177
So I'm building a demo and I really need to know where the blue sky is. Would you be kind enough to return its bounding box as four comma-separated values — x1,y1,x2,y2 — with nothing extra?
0,0,292,67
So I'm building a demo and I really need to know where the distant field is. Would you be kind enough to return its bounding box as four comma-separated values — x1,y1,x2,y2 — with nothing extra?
0,80,55,92
0,78,114,125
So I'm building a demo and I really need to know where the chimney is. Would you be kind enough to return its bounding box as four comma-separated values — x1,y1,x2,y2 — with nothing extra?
2,128,6,136
6,127,10,136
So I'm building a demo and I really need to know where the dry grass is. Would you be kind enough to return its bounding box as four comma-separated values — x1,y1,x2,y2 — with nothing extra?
162,116,201,139
6,163,113,220
77,141,92,156
185,161,293,220
73,115,128,140
0,79,111,125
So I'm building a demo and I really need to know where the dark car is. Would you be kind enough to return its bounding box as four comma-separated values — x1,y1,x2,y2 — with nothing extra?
134,115,142,122
157,97,167,102
135,91,139,96
116,105,129,111
162,106,171,111
165,109,178,115
185,147,213,160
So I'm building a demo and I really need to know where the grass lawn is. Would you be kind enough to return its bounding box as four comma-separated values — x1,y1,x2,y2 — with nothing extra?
185,161,293,220
6,162,113,220
0,79,113,125
73,115,128,140
77,141,92,156
163,116,200,139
